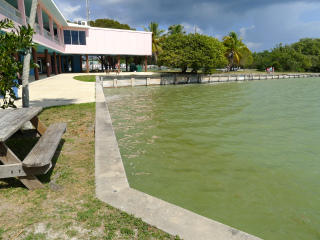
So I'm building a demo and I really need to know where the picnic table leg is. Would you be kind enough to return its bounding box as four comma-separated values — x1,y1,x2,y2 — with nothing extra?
0,143,44,190
18,175,45,190
30,116,47,136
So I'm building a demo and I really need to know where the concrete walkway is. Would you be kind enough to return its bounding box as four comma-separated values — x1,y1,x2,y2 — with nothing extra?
15,73,96,108
14,72,159,108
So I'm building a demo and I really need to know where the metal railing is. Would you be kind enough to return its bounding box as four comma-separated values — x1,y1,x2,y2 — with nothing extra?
36,23,41,35
26,17,42,35
54,36,60,45
43,28,52,40
0,0,22,25
26,17,63,47
0,1,64,47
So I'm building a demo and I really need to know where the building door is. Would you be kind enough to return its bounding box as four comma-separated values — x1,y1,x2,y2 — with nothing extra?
39,58,47,73
37,60,43,73
63,57,68,73
62,56,73,73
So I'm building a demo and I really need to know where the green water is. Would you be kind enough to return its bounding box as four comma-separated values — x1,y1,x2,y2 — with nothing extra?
104,78,320,240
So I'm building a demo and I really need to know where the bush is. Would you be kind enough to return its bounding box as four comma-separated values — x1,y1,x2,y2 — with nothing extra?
158,33,227,74
0,18,36,108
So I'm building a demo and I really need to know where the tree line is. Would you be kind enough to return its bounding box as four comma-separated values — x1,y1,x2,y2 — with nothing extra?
89,18,135,30
250,38,320,72
142,22,251,74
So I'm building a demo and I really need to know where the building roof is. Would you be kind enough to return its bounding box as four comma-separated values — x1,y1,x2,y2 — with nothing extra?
41,0,68,26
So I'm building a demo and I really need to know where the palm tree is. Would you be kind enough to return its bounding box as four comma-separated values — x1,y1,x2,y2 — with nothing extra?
142,22,165,63
167,24,186,35
222,31,250,71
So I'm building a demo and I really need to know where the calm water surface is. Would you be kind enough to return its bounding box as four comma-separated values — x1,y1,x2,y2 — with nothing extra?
104,78,320,240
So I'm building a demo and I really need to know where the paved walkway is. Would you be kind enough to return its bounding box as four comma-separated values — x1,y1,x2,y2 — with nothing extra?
14,72,162,108
15,73,96,108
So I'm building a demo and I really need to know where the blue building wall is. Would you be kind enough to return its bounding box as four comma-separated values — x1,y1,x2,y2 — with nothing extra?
20,55,35,75
61,56,65,73
29,68,35,75
73,55,81,72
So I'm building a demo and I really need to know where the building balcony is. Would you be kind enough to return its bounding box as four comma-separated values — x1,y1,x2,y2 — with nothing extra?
1,1,64,49
54,36,60,45
43,28,52,40
26,17,42,35
0,0,22,25
25,17,64,49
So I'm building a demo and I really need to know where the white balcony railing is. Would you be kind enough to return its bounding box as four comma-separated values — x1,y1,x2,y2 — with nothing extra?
43,28,52,40
26,17,41,35
1,1,64,47
0,0,22,25
54,36,60,45
36,23,41,35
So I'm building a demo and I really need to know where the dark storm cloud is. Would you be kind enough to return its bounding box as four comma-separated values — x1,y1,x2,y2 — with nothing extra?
92,0,317,27
54,0,320,51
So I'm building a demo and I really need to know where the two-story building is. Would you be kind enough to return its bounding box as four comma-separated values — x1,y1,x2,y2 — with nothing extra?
0,0,152,80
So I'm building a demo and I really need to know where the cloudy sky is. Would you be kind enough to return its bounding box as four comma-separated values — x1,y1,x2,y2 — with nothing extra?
54,0,320,52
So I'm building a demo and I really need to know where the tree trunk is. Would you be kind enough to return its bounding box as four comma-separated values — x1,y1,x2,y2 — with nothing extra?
100,55,103,71
98,56,108,71
226,51,235,72
182,66,187,73
22,0,38,108
154,53,158,65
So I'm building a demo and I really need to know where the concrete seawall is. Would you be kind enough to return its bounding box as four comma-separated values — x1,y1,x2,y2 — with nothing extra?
95,76,261,239
101,73,320,88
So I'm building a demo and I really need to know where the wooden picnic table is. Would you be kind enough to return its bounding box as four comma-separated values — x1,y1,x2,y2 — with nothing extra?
0,107,67,190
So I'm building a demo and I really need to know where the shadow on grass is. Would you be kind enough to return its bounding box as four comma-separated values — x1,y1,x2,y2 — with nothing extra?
14,97,95,109
0,135,65,190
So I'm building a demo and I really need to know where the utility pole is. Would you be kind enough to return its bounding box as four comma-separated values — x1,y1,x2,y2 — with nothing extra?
22,0,38,108
86,0,90,25
195,25,197,34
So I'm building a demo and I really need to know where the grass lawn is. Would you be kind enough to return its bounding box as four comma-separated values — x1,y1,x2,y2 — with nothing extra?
73,75,96,82
0,103,179,240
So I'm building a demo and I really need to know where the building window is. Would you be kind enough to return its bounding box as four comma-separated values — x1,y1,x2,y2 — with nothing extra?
71,31,79,45
64,30,71,45
63,30,86,45
79,31,86,45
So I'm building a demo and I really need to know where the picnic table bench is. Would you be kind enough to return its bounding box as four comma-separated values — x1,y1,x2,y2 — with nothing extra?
0,107,67,190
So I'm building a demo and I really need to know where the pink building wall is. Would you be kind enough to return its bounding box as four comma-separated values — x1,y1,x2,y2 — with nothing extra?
33,33,64,52
64,27,152,56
